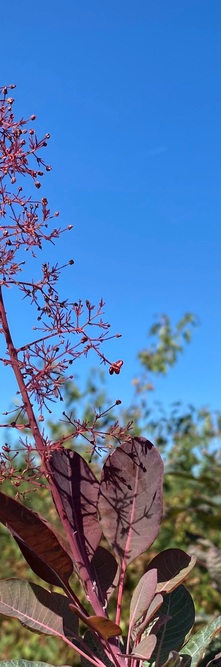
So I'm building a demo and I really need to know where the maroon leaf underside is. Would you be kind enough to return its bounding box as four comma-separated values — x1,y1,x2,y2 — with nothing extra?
132,634,157,659
49,449,102,564
10,531,72,593
0,579,79,638
131,593,164,640
130,568,158,627
0,491,73,589
98,437,164,565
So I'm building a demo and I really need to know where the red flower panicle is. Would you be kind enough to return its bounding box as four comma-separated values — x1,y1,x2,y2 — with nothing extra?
0,85,127,488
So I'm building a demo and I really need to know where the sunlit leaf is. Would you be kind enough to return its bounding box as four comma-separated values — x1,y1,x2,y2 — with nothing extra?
85,616,122,639
146,549,196,593
132,593,163,639
98,437,164,564
69,604,121,639
130,569,157,626
180,615,221,667
132,634,157,659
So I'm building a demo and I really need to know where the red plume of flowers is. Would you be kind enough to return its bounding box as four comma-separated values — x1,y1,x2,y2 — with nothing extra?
0,85,126,490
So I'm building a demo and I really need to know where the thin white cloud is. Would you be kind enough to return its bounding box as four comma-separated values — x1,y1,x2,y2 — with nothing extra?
146,146,168,157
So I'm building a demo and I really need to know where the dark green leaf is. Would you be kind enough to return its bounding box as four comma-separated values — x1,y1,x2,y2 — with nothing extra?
180,616,221,667
150,585,195,666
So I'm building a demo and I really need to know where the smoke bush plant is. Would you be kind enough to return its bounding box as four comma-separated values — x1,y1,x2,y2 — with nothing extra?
0,85,220,667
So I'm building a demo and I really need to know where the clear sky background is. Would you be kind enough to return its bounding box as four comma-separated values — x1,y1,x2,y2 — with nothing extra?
1,0,221,423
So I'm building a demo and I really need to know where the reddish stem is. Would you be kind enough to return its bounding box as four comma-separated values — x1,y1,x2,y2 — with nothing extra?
0,286,46,456
115,559,127,627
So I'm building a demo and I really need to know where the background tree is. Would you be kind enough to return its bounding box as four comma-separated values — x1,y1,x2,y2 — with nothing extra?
1,312,220,664
46,313,221,627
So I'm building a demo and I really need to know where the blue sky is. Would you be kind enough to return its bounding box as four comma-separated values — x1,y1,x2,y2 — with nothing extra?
1,0,221,423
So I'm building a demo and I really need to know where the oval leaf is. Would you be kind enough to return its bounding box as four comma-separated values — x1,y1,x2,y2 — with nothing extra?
146,549,196,594
132,634,157,659
98,437,164,564
150,585,195,666
86,617,122,639
69,604,121,639
130,569,158,626
132,593,163,640
49,449,102,562
0,492,73,589
91,546,119,602
0,579,79,638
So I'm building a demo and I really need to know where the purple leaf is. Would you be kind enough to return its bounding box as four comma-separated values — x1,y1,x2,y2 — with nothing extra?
0,579,79,638
163,651,188,667
146,549,196,593
132,593,163,639
49,449,102,562
0,492,73,589
130,568,158,626
98,437,164,565
82,630,115,667
132,634,157,659
91,546,119,602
